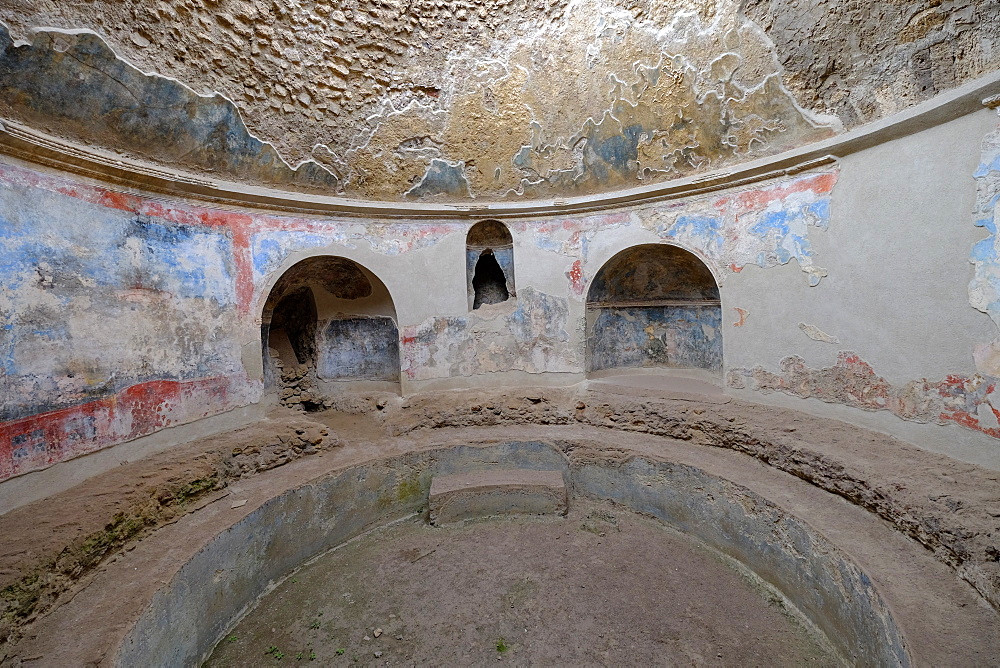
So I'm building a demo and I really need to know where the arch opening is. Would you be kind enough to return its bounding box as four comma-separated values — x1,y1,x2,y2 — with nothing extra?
261,256,400,407
467,220,515,310
586,244,722,375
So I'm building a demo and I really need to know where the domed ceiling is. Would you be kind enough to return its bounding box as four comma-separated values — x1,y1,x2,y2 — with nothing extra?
0,0,997,202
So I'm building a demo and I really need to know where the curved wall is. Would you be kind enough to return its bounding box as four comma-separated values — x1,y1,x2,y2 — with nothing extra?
116,442,907,666
2,1,998,202
1,88,1000,507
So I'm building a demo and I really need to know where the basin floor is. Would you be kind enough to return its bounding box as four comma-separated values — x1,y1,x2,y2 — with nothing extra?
206,499,838,666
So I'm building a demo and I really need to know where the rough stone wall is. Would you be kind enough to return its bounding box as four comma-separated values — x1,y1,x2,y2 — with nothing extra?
743,0,1000,127
2,2,995,201
0,0,835,200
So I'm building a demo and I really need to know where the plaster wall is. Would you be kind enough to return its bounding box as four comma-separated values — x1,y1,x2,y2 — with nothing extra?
727,108,1000,466
2,101,1000,488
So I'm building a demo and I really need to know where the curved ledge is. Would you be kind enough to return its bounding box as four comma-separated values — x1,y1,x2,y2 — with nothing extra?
4,386,998,666
116,441,905,666
1,70,998,220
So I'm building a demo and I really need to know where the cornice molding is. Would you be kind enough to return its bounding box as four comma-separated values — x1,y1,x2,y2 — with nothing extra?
1,69,998,220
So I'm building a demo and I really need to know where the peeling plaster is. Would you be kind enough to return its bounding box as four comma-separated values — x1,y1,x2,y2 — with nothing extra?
0,25,340,192
641,171,837,284
799,323,840,344
0,0,842,201
400,287,578,380
0,161,262,479
728,352,1000,441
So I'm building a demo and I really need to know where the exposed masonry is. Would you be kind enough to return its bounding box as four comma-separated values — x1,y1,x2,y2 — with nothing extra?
743,0,1000,128
3,2,996,201
0,0,837,200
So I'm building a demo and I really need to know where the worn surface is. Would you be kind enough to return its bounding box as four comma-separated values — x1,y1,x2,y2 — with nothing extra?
428,468,567,524
401,287,578,380
589,305,723,373
1,3,997,200
386,388,1000,612
586,244,721,373
205,502,836,666
122,440,901,666
0,0,841,201
0,163,255,480
0,26,339,192
1,388,998,665
318,317,400,382
729,351,1000,440
971,110,1000,373
743,0,1000,128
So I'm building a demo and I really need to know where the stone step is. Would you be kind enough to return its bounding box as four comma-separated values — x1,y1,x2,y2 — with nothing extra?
428,469,568,525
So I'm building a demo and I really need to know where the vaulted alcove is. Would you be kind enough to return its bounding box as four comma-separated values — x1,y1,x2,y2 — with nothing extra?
586,244,722,374
261,256,399,405
467,220,515,310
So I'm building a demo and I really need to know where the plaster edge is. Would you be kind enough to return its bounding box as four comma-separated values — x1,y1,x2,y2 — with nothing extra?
0,403,264,516
0,69,998,219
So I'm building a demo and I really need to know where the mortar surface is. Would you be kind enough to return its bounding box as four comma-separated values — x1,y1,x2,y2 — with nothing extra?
1,388,998,665
206,499,837,667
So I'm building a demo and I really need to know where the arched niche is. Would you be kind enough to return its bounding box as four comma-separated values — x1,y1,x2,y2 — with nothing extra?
261,256,400,399
466,220,515,310
586,244,722,374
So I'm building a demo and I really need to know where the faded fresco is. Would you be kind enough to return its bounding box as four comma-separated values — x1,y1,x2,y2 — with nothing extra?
0,0,842,202
589,306,722,373
728,353,1000,440
0,163,255,480
0,157,853,479
587,244,719,303
401,287,577,380
6,0,997,202
0,25,339,192
970,113,1000,338
727,113,1000,443
641,171,836,286
509,171,836,301
318,317,400,382
586,244,721,373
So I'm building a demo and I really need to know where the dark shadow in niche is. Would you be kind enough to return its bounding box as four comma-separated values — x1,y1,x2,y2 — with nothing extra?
260,255,401,401
467,220,515,311
269,288,317,366
472,249,510,309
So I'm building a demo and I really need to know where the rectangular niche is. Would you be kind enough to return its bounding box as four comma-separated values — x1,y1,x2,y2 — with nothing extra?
317,316,400,381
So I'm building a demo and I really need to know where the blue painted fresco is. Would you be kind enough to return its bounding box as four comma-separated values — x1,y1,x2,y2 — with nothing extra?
0,25,339,191
318,317,400,381
588,305,723,372
252,231,333,280
0,172,241,421
666,215,725,256
970,117,1000,326
405,159,472,199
